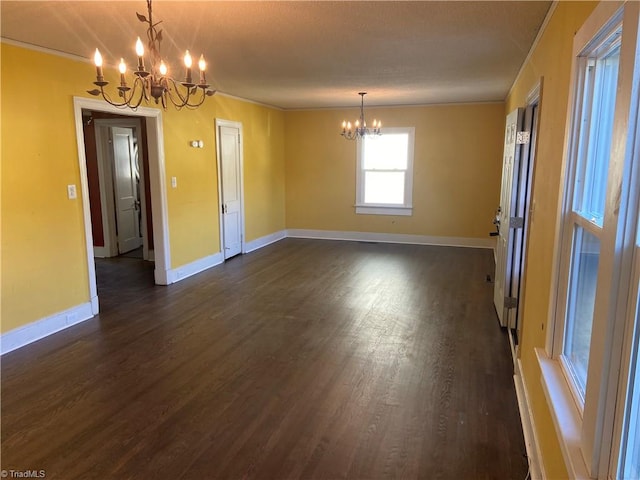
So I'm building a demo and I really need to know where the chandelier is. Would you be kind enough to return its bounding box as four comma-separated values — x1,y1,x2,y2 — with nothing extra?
340,92,382,140
88,0,215,110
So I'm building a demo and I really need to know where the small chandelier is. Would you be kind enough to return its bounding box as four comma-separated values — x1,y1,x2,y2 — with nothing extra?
340,92,382,140
88,0,215,110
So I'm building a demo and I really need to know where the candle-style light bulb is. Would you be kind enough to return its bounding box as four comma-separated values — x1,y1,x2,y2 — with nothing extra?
135,37,144,56
94,49,104,80
135,37,145,70
159,60,168,76
355,120,360,128
198,54,206,84
184,50,193,83
347,121,352,131
118,58,127,87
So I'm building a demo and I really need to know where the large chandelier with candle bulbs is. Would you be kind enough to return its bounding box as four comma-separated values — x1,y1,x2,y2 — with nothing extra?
88,0,215,110
340,92,382,140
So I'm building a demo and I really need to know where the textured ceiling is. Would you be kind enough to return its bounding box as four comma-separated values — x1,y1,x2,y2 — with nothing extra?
0,1,551,109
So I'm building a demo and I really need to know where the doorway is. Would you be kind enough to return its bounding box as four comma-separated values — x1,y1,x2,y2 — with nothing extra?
73,97,173,316
493,81,541,352
215,119,245,259
83,113,154,262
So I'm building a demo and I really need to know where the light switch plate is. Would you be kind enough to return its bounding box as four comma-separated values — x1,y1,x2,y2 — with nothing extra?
171,177,177,188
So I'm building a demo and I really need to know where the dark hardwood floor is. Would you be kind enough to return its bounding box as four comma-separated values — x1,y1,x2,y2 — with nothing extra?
1,239,527,479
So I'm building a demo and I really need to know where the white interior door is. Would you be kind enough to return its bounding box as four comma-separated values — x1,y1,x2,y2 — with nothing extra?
494,108,524,327
111,126,141,254
217,122,243,259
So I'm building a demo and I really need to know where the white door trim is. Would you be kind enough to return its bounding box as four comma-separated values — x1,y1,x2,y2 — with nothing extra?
73,97,172,316
215,118,245,257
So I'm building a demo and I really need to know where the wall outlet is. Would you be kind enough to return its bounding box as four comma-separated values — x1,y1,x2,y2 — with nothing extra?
171,177,177,188
67,184,77,199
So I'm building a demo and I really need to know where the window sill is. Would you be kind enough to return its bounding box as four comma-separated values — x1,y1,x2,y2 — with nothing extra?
355,205,412,216
536,348,590,479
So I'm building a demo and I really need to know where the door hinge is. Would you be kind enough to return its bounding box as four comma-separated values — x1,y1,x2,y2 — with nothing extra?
505,296,518,309
510,216,524,229
516,131,530,144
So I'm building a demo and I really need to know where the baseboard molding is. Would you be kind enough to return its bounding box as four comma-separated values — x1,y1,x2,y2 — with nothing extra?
244,230,287,254
286,229,496,249
515,358,545,480
2,230,495,354
167,252,225,284
1,302,95,355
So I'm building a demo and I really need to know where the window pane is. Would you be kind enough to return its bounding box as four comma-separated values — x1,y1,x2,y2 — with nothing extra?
574,42,621,226
564,227,601,394
363,134,408,170
622,294,640,478
364,171,405,204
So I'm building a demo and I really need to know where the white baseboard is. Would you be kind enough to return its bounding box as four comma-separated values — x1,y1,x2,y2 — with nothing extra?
1,302,95,355
515,358,545,480
167,252,224,284
2,230,494,355
244,230,287,254
286,229,496,249
93,246,109,258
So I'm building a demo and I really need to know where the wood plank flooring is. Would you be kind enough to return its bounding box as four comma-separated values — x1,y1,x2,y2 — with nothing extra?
1,239,527,479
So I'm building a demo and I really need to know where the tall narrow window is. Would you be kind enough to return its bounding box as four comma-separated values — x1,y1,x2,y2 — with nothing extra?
543,2,640,477
356,127,414,216
558,29,621,404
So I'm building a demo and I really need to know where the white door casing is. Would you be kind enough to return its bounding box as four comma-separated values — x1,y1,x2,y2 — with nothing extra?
215,120,244,259
73,97,172,317
494,108,524,328
111,127,142,254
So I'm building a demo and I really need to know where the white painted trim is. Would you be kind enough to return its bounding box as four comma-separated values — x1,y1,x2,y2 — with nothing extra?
507,2,558,101
355,205,412,216
286,229,495,249
215,119,246,260
93,246,109,258
167,252,224,284
73,98,171,287
515,359,545,480
537,348,590,480
215,91,283,111
244,230,287,254
0,37,90,63
1,303,94,355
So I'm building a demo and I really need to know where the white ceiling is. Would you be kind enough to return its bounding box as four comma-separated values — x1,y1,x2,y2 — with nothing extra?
0,1,551,109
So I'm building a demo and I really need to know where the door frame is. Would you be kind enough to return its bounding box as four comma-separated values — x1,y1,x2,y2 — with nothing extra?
215,118,245,257
73,97,172,314
93,119,150,260
512,79,542,350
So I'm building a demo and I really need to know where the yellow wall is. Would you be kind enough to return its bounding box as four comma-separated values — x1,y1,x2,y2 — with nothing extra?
1,43,285,333
505,2,598,478
285,103,505,239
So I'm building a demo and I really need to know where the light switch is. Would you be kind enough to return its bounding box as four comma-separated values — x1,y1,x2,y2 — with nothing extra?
67,184,77,199
171,177,177,188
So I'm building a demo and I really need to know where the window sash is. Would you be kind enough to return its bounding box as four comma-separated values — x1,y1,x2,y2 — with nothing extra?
356,127,415,213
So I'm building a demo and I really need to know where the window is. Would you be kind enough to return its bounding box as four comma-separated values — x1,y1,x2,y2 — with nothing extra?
542,2,640,479
356,127,414,215
557,28,622,406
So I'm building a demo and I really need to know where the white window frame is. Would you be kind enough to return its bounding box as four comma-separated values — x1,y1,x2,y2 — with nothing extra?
355,126,414,216
540,1,640,478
